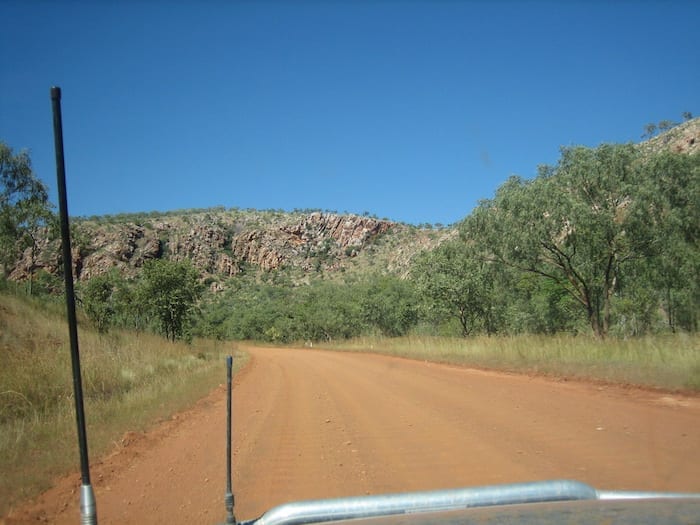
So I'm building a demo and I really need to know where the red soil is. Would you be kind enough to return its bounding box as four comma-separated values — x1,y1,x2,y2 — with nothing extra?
4,346,699,524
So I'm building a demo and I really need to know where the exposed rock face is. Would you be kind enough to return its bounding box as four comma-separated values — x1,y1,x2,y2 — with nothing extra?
282,212,392,249
228,212,394,272
168,225,240,276
8,230,61,282
7,211,419,287
231,230,286,272
75,224,162,280
641,117,700,156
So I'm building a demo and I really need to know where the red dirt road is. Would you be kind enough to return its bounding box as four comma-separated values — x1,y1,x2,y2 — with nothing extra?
5,347,700,524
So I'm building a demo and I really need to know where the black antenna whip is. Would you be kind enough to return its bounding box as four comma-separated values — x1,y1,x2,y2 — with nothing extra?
51,86,98,525
225,355,237,524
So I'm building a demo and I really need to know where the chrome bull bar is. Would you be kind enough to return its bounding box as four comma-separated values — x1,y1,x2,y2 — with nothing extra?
245,479,700,525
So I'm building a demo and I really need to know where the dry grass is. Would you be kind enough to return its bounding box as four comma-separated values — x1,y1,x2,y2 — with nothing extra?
0,293,246,516
319,333,700,392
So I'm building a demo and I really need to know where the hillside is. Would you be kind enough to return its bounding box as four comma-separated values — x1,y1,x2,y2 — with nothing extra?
640,116,699,156
9,208,455,290
6,118,698,292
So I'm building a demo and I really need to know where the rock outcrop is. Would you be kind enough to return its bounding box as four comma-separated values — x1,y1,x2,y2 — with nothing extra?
227,212,394,272
641,117,700,156
7,210,433,288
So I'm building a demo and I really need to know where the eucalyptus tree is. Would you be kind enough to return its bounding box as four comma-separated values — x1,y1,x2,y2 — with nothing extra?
412,239,497,337
463,144,655,338
82,273,116,333
138,259,203,341
636,151,700,332
297,281,365,341
0,142,54,288
359,274,418,337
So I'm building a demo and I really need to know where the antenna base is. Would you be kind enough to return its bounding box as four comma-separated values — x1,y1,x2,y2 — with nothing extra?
80,483,97,525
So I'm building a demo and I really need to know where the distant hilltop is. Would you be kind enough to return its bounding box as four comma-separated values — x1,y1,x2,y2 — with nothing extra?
9,209,454,291
640,116,699,156
6,118,697,291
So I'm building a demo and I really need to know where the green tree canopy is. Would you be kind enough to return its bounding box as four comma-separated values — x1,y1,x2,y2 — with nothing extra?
359,274,418,337
632,151,700,332
138,259,203,341
0,142,54,282
412,240,496,336
462,144,659,338
82,273,117,333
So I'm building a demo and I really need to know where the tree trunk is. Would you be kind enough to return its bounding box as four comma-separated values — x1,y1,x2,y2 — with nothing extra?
458,307,470,337
584,292,605,339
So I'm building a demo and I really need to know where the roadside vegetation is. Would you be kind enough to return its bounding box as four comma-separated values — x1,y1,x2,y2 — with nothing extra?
0,290,244,516
319,333,700,392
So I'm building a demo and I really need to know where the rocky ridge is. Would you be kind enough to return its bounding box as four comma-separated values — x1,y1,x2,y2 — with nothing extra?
640,117,699,156
9,119,696,290
9,210,449,289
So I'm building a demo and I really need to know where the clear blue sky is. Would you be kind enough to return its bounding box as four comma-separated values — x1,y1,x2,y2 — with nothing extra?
2,1,698,225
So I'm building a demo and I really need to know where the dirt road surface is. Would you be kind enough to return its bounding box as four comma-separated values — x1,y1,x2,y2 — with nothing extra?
5,346,700,524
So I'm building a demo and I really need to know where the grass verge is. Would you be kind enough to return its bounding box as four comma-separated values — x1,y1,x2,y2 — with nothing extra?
0,293,247,517
318,333,700,392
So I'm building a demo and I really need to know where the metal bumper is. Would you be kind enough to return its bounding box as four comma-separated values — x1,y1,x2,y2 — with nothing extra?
245,480,700,525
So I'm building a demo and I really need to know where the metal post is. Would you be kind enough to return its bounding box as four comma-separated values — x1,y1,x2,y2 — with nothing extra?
51,86,98,525
225,355,236,524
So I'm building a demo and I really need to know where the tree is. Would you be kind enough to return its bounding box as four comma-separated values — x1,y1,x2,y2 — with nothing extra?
503,271,583,334
0,142,54,286
642,123,657,139
359,275,418,337
82,273,117,333
297,281,364,341
658,119,676,132
463,144,654,338
636,151,700,332
138,259,203,341
412,240,496,337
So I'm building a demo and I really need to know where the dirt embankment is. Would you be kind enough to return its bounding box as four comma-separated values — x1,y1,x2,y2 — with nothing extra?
5,347,700,524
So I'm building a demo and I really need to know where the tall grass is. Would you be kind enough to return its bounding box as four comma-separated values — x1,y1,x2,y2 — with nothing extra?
320,333,700,391
0,292,245,516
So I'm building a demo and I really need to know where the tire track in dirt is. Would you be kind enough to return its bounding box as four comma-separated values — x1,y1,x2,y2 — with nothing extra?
5,346,700,524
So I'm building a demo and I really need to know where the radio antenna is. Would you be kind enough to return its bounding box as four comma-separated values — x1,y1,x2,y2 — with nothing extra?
51,86,98,525
225,355,237,524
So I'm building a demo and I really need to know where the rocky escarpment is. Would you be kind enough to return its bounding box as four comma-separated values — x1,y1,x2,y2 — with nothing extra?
9,210,441,288
640,117,700,156
9,223,163,282
230,212,393,272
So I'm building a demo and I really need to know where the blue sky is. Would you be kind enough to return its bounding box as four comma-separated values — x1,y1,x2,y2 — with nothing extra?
1,1,698,226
